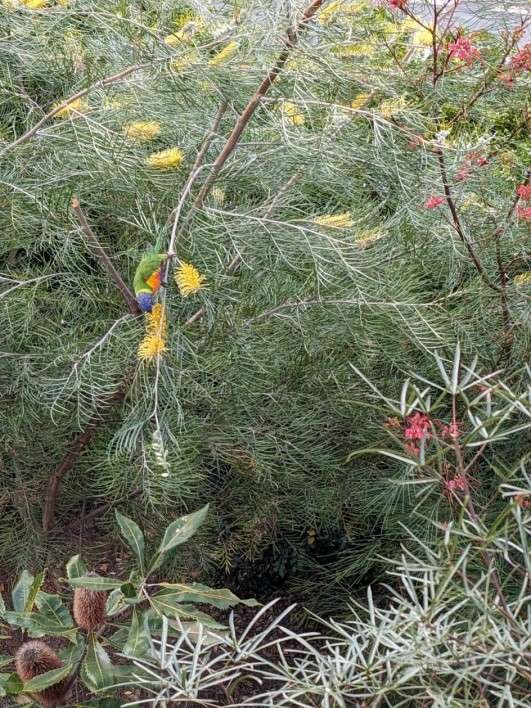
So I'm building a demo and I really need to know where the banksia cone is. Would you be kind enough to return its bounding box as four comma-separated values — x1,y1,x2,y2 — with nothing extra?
15,640,69,706
73,577,107,631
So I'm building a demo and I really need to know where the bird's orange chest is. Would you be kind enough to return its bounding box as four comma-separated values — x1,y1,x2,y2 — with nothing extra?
146,269,162,292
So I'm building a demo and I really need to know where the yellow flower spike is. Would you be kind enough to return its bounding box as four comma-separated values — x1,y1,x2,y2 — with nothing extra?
350,93,371,110
175,261,206,297
412,28,433,47
124,121,161,142
211,186,225,206
313,212,353,229
21,0,48,8
53,97,90,119
378,96,408,118
282,101,304,126
513,272,531,287
137,334,167,361
317,0,364,24
146,303,168,338
146,147,184,170
209,41,239,67
333,43,376,58
170,49,200,73
355,229,383,248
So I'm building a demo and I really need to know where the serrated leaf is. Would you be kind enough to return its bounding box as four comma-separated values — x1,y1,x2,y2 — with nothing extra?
23,663,73,693
115,511,145,575
68,576,122,591
81,635,114,693
66,554,87,579
105,589,126,617
122,608,150,658
11,571,33,613
27,592,76,641
158,582,258,609
2,672,23,695
24,572,44,614
149,504,209,573
149,592,225,628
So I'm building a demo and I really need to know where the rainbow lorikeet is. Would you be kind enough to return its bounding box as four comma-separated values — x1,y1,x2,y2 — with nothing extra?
133,252,167,313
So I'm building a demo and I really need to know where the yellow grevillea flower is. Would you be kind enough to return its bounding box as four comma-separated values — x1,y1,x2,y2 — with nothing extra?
313,212,353,229
175,261,206,297
21,0,48,8
171,49,200,72
378,95,408,118
209,41,239,66
412,29,433,47
211,186,225,205
146,147,184,170
513,272,531,286
138,303,168,361
138,335,167,360
317,0,364,24
350,93,371,110
124,121,161,141
355,229,383,248
333,43,375,58
53,97,89,119
282,101,304,126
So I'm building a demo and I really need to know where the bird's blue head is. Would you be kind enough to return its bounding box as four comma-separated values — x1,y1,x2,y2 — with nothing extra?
136,291,154,313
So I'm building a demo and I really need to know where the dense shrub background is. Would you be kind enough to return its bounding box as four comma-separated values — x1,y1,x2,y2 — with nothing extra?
1,0,529,615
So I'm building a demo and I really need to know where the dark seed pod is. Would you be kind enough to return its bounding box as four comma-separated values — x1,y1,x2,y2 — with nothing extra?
15,640,69,706
72,573,107,631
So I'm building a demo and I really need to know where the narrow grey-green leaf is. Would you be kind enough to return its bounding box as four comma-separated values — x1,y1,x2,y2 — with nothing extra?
150,504,209,572
115,511,145,574
11,571,34,613
23,663,73,693
66,554,87,579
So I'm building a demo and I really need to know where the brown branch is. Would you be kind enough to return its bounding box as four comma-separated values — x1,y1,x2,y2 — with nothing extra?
435,147,500,293
72,197,141,315
189,0,325,215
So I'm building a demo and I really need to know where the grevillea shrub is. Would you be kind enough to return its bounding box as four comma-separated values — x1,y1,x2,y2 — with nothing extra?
0,0,530,612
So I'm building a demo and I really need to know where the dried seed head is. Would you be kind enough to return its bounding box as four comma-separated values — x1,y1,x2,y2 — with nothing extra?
15,640,69,706
73,576,107,631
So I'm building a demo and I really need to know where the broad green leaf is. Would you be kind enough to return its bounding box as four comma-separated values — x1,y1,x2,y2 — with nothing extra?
158,582,258,609
24,571,45,614
115,511,145,574
23,663,73,693
122,608,150,658
28,592,76,641
66,554,87,579
68,576,122,591
11,571,34,613
0,593,6,618
149,592,224,628
59,637,85,665
0,657,12,669
2,672,23,695
105,589,127,617
81,635,114,693
120,582,139,599
149,504,209,572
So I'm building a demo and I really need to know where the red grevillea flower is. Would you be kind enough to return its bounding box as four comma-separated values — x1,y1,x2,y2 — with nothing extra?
511,43,531,72
516,183,531,201
439,420,461,440
404,412,431,441
516,206,531,222
456,163,471,181
448,37,481,65
389,0,407,9
445,473,468,493
425,195,444,209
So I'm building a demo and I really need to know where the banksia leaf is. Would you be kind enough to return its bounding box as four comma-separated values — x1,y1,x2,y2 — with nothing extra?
73,574,107,631
15,641,70,706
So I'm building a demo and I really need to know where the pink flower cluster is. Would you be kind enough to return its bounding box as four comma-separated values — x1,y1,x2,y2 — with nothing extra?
516,206,531,222
511,43,531,72
404,412,431,441
439,421,460,440
389,0,407,9
425,195,444,209
456,152,488,182
517,183,531,201
448,37,481,65
445,474,467,493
